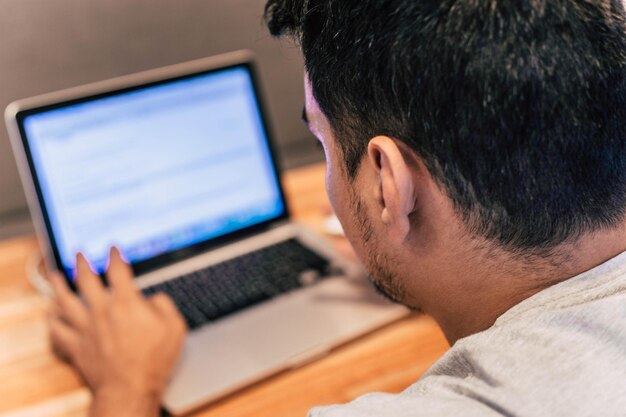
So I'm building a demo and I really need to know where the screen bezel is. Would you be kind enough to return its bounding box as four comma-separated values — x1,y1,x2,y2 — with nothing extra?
14,60,290,288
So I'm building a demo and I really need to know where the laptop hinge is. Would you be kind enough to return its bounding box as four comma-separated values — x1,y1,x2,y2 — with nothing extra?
269,219,291,230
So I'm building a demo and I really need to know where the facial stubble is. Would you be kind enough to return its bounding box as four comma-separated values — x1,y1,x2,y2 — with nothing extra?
350,188,408,306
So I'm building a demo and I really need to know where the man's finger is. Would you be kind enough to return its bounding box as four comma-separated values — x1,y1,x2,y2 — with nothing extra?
150,293,184,322
75,253,106,311
49,315,79,363
150,293,177,314
106,247,139,299
50,272,88,329
151,293,187,337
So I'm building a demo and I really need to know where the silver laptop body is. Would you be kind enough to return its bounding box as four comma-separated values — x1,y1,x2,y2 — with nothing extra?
5,50,408,415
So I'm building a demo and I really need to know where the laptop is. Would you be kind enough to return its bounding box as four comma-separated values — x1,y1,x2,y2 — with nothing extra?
5,50,408,415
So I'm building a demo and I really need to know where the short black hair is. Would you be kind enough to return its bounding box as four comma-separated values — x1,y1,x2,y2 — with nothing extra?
265,0,626,254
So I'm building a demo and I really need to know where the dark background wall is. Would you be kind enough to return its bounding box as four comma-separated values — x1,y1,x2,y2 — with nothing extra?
0,0,321,237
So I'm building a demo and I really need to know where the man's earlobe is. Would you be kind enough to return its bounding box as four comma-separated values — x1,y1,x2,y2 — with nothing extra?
381,208,392,225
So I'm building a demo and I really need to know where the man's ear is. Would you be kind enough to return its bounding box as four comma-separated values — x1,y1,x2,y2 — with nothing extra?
367,136,417,241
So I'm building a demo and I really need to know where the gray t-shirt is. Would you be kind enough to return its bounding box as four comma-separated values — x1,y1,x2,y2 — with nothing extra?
310,251,626,417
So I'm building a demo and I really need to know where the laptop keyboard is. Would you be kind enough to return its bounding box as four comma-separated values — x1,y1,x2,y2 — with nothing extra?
142,238,333,329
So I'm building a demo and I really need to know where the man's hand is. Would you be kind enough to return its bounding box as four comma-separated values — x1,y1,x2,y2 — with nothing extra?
49,248,187,417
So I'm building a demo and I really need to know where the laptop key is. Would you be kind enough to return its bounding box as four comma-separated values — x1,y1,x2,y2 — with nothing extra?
142,239,332,329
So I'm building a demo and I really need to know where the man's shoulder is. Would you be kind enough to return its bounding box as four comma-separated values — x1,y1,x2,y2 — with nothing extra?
310,268,626,417
307,389,500,417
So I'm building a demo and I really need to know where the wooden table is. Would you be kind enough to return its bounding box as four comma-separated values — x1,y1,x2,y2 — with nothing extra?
0,163,449,417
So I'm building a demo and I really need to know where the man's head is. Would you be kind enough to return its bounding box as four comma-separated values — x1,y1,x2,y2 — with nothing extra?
265,1,626,312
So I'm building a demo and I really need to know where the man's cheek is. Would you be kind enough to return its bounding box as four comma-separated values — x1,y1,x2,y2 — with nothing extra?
325,164,338,211
325,173,350,236
326,184,354,245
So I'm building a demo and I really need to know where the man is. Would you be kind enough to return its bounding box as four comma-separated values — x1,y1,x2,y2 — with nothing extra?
49,0,626,416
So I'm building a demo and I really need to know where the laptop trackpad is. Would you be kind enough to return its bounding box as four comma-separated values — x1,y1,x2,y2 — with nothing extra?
163,276,407,414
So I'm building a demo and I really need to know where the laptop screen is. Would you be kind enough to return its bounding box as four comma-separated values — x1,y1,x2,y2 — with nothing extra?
19,65,287,278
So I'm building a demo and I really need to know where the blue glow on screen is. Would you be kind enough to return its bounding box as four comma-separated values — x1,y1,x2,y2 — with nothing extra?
23,67,284,277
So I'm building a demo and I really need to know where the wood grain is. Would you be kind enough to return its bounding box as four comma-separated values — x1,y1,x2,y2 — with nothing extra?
0,163,449,417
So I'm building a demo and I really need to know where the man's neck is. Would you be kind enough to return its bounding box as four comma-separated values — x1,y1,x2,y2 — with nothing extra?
414,223,626,346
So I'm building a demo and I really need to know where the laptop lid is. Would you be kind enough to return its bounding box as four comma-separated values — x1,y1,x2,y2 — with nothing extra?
6,51,289,287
